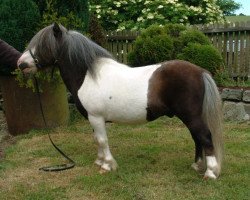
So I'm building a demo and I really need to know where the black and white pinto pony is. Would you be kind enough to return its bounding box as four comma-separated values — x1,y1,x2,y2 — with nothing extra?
18,23,223,179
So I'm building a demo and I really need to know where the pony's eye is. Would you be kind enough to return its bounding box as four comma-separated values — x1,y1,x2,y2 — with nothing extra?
34,59,39,64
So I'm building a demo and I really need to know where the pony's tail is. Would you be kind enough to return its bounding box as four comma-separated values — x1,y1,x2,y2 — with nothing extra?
202,72,223,175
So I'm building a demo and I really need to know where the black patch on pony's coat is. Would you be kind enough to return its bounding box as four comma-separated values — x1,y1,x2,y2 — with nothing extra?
146,60,215,158
146,60,205,122
56,56,88,118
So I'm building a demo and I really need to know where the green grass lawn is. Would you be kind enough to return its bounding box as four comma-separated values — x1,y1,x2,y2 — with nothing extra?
0,115,249,200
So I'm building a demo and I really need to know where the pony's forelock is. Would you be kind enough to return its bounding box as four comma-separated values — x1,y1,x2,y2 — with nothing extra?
27,25,59,61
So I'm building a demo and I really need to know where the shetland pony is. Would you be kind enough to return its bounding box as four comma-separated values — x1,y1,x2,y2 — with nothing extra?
18,23,223,179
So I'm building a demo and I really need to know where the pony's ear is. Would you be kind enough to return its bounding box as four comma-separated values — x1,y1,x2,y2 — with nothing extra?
53,22,62,38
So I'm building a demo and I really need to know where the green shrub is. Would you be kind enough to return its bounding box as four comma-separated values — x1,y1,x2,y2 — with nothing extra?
0,0,40,75
177,43,223,75
0,0,40,51
34,0,89,31
179,29,211,47
164,24,186,58
88,14,107,47
213,70,232,87
37,0,87,31
164,24,186,38
128,24,224,75
128,31,173,66
140,25,166,39
128,36,173,66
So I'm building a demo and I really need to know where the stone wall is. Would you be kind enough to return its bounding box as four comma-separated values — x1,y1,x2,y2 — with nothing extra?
221,88,250,122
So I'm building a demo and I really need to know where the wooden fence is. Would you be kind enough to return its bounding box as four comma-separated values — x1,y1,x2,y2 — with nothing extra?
106,22,250,78
106,30,140,64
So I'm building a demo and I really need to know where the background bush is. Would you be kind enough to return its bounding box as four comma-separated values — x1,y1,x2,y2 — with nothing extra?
128,24,224,75
0,0,40,75
179,29,211,47
33,0,89,31
177,43,223,75
0,0,90,52
0,0,40,52
88,14,107,47
128,25,174,66
90,0,225,31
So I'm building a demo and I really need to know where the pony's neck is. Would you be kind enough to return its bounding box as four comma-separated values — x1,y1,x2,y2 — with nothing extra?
57,59,89,118
57,59,87,96
55,31,114,96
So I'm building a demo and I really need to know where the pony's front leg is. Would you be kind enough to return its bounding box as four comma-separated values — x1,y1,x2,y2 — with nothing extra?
88,115,118,173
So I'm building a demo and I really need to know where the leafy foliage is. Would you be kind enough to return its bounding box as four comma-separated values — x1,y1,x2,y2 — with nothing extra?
12,68,63,92
88,14,107,47
128,24,224,75
177,43,223,75
179,29,211,47
216,0,241,16
37,0,87,31
128,25,174,66
0,0,40,51
33,0,89,31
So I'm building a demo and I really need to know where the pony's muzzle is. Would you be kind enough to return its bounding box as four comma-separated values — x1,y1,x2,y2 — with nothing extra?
18,62,29,70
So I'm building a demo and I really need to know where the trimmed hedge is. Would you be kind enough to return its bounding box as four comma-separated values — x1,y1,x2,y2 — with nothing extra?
128,24,223,75
177,43,223,75
128,25,174,66
179,29,211,47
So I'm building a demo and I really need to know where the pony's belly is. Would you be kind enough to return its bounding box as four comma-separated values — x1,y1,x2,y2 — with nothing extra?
78,88,148,124
104,105,147,124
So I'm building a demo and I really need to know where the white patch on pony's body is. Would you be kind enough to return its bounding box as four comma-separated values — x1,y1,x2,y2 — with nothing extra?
78,58,161,172
78,58,161,123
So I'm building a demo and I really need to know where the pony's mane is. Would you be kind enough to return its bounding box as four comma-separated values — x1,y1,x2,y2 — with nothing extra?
27,24,113,76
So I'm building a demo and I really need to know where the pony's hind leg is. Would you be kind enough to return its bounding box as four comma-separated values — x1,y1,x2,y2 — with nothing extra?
186,119,219,179
191,137,205,173
88,115,117,173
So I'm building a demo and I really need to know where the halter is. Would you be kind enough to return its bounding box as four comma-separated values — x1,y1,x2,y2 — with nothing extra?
29,49,43,69
29,49,58,78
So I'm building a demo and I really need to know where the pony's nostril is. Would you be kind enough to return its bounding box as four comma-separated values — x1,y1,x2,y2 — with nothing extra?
19,63,29,70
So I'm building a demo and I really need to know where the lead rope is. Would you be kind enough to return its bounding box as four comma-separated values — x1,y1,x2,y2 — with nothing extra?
34,77,75,171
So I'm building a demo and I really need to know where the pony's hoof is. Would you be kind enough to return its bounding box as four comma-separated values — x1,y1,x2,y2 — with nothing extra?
191,163,200,171
191,160,205,174
100,159,118,172
203,169,217,180
99,168,110,174
94,159,104,166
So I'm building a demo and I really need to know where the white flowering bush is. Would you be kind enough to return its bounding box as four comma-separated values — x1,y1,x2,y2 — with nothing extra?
90,0,224,31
